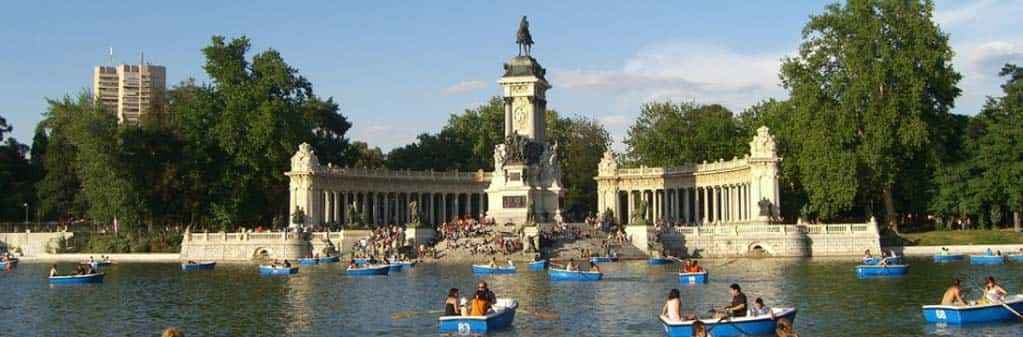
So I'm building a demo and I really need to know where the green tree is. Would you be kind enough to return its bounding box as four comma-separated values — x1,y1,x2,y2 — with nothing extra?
968,64,1023,231
0,114,35,221
36,97,86,221
624,101,744,167
779,0,961,230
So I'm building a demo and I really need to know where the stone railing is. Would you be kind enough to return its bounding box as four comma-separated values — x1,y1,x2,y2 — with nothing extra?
607,157,750,178
184,231,314,242
672,222,875,236
319,167,492,182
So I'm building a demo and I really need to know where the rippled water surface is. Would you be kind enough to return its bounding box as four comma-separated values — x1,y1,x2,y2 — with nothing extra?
2,257,1023,336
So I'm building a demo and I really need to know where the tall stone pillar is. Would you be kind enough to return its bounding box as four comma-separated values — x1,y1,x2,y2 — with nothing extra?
442,193,448,224
627,191,635,224
681,188,689,224
702,187,710,224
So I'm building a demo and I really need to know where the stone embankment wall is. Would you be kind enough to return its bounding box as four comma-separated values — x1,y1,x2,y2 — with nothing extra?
178,229,416,261
638,219,881,258
0,231,74,256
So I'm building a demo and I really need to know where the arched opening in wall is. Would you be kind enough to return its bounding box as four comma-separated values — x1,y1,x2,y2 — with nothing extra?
252,248,271,262
748,243,771,257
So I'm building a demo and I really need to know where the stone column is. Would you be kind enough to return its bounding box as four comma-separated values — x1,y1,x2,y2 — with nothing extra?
702,187,709,224
442,193,449,224
681,188,689,224
627,190,635,224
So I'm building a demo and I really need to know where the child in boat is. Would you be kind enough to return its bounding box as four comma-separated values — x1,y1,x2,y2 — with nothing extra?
941,279,966,306
751,297,774,319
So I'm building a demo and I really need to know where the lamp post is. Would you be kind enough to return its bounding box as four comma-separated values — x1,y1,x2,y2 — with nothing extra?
23,203,29,224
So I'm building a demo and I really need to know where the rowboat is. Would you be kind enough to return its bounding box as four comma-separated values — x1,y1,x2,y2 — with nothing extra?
298,258,319,266
388,263,404,272
856,264,909,277
678,271,709,284
970,255,1005,265
49,273,105,285
922,294,1023,324
590,256,618,263
0,258,18,268
933,254,964,263
472,264,517,275
346,264,390,276
527,259,547,271
648,257,675,265
548,268,602,281
438,298,518,333
258,265,299,276
180,261,216,271
862,257,901,265
1007,255,1023,263
318,256,340,264
660,308,796,337
82,259,113,268
396,261,416,270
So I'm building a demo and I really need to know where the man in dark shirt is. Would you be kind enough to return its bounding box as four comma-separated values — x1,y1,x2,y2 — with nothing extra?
477,281,496,303
715,283,748,319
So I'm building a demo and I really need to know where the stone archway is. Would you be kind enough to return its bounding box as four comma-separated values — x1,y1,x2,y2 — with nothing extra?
252,247,271,261
747,242,773,257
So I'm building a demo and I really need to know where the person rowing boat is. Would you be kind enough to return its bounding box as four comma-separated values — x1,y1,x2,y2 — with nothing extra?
940,279,967,306
980,276,1008,305
713,283,748,319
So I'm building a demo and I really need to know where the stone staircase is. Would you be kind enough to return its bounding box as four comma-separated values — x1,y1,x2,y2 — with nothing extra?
545,223,648,260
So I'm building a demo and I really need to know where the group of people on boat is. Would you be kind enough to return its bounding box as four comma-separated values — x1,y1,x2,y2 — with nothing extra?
486,257,515,269
941,276,1008,306
662,283,797,336
49,263,96,277
862,249,900,265
680,259,705,273
269,259,292,268
560,258,600,273
443,281,499,317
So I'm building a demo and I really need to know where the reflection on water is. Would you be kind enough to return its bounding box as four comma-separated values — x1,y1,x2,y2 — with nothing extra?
1,258,1023,336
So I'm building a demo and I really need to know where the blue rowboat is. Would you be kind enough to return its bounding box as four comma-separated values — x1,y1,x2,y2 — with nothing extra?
648,257,675,265
922,294,1023,324
590,256,618,263
0,258,18,268
527,260,547,271
258,265,298,276
82,260,113,268
396,261,416,270
388,263,405,272
318,256,340,264
856,264,909,277
346,264,390,276
678,271,709,284
180,261,216,271
933,254,964,263
661,308,797,337
438,298,518,333
472,265,517,275
861,257,881,265
548,268,602,281
1007,255,1023,263
298,258,319,266
661,308,796,337
862,257,901,265
49,273,104,285
970,255,1005,265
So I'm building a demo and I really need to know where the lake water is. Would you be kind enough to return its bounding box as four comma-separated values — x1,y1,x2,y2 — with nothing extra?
2,258,1023,337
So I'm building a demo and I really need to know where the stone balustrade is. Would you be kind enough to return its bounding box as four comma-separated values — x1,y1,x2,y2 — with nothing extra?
643,219,880,258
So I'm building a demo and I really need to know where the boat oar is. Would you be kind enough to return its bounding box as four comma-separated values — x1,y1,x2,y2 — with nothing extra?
999,301,1023,320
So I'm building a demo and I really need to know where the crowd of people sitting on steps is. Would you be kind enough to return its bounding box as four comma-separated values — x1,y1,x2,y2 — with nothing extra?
439,217,524,256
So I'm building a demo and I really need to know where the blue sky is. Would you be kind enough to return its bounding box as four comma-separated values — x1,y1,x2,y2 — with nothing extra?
2,1,1021,152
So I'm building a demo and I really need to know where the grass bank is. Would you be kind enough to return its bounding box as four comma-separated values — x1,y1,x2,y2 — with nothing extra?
897,230,1023,246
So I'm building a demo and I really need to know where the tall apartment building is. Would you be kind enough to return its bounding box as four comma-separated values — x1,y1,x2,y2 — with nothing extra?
92,64,167,125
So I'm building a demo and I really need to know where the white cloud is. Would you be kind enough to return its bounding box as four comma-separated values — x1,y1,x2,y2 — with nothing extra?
554,42,789,114
441,80,487,96
598,114,630,128
352,124,417,151
934,0,997,27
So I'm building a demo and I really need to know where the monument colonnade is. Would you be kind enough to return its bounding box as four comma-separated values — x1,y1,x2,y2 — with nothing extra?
286,144,492,227
596,126,782,226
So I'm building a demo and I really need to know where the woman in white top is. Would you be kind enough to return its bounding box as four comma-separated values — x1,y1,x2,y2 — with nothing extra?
982,276,1008,304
